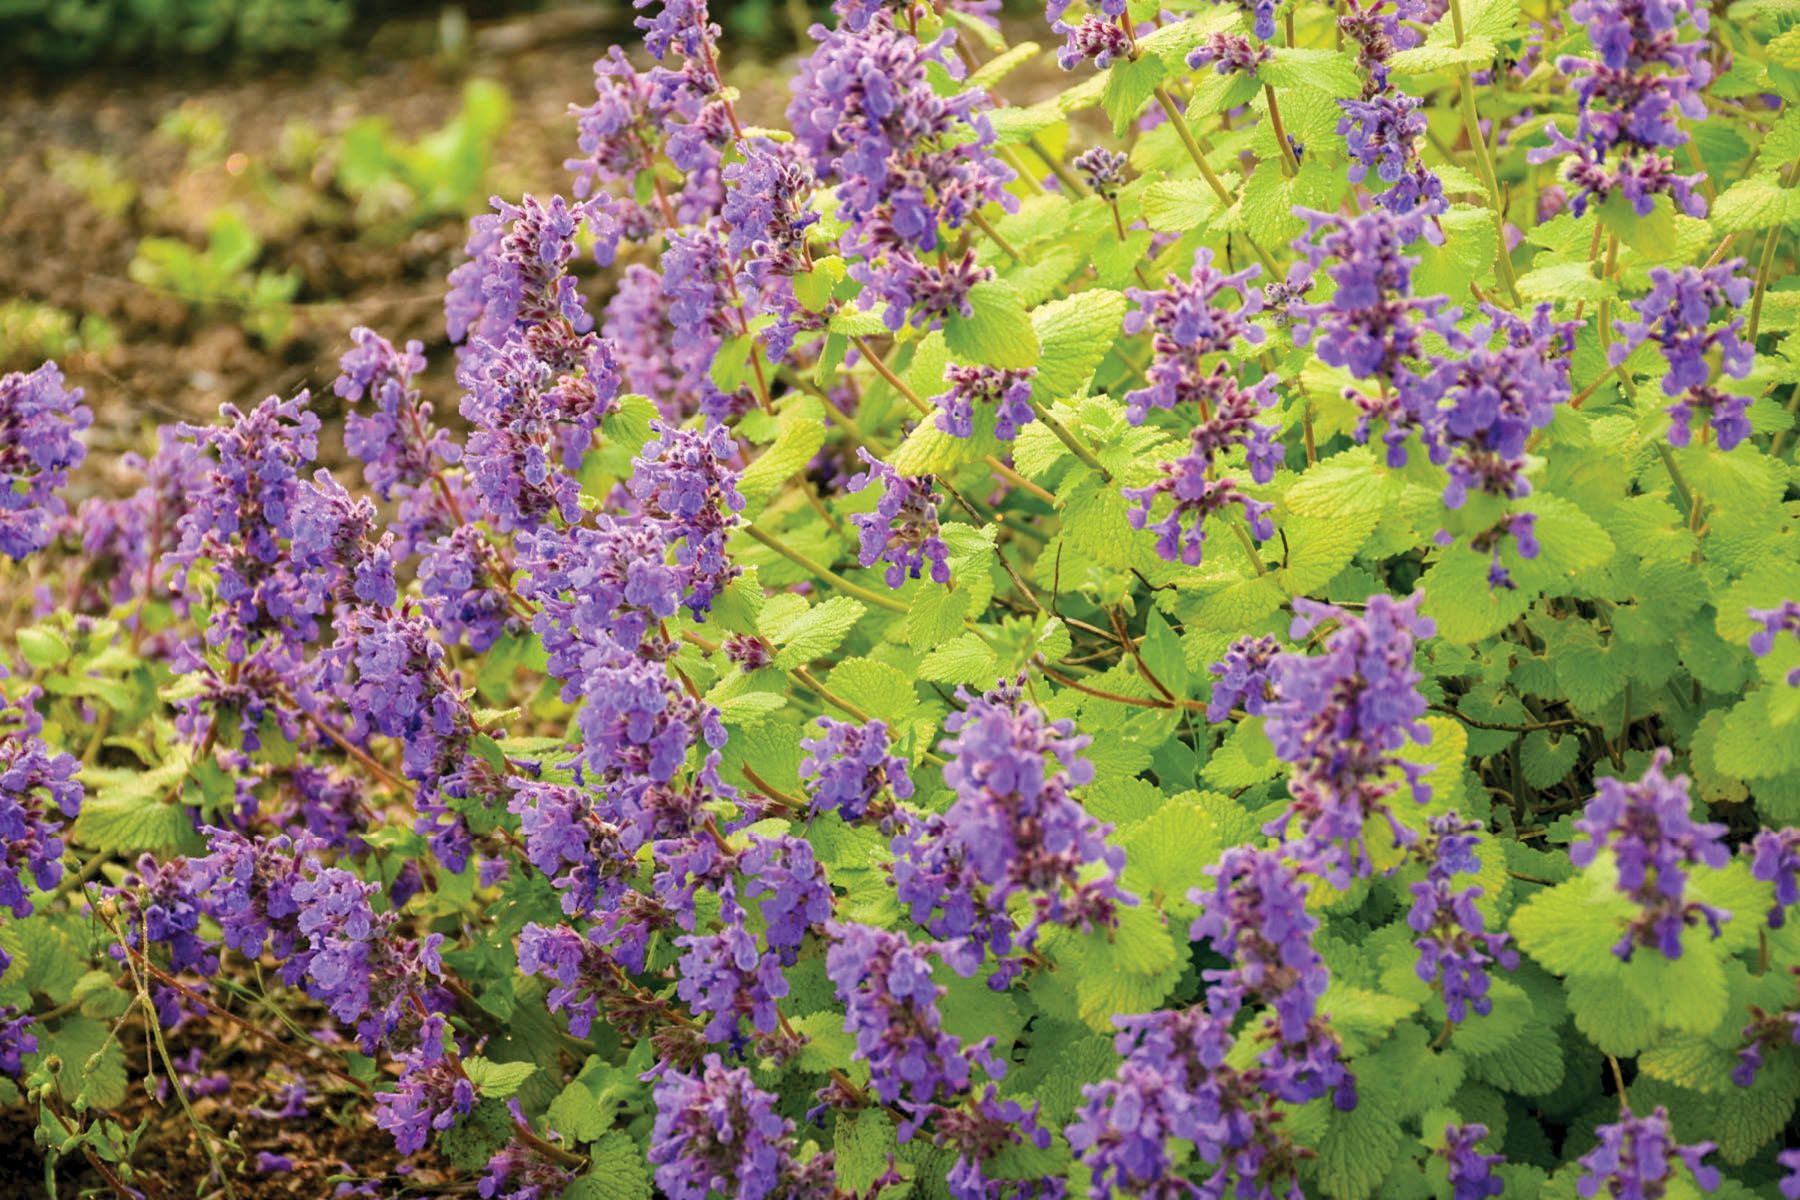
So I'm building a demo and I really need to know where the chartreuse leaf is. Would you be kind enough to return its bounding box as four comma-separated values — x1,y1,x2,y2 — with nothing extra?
1101,50,1169,136
567,1133,653,1200
738,396,827,506
765,596,867,670
1031,289,1127,402
944,278,1039,368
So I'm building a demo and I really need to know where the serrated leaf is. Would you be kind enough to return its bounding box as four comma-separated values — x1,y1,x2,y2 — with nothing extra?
1031,289,1127,402
568,1132,653,1200
463,1056,538,1098
766,596,867,670
944,279,1040,368
1101,50,1168,136
739,401,827,506
918,632,1001,687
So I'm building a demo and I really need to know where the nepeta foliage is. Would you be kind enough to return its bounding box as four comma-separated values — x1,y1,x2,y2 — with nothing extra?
8,0,1800,1194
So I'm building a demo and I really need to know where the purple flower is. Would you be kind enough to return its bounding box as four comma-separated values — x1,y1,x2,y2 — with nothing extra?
646,1054,820,1200
451,196,621,532
419,525,514,652
1262,593,1435,881
508,781,635,918
826,922,993,1135
1207,634,1281,722
1417,304,1578,506
1750,602,1800,686
933,365,1037,441
675,877,792,1047
1409,815,1519,1022
1780,1149,1800,1200
1068,1006,1328,1200
291,470,398,608
1570,748,1731,960
0,1007,37,1078
0,690,83,918
333,327,458,511
722,140,819,288
167,392,331,662
480,1142,576,1199
789,13,1015,330
1072,147,1127,199
628,421,746,619
0,360,90,560
1188,31,1274,75
1122,247,1271,424
288,864,449,1052
604,264,711,421
847,449,952,588
800,717,914,822
1751,827,1800,926
1339,0,1427,96
894,681,1127,984
1531,0,1712,218
1338,91,1444,216
1577,1106,1719,1199
1610,261,1754,449
1189,845,1327,1041
372,1015,476,1155
1440,1124,1506,1199
1055,14,1132,71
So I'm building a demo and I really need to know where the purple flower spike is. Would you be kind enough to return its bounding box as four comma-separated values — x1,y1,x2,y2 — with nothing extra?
1263,592,1435,882
1577,1106,1719,1199
1749,601,1800,685
0,691,83,919
801,717,914,822
1750,827,1800,927
0,361,90,561
933,365,1037,441
1440,1124,1506,1199
1570,748,1731,961
1409,814,1519,1022
847,449,952,589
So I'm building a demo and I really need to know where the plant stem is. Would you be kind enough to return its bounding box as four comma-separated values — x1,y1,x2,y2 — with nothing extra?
1748,160,1800,344
742,525,908,614
1027,398,1112,481
1264,85,1302,177
971,210,1024,261
1151,85,1282,278
850,334,1059,503
1447,0,1524,307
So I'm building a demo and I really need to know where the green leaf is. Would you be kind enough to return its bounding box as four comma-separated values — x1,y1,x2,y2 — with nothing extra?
1709,173,1791,232
1259,47,1363,97
1117,796,1234,915
1516,261,1617,304
765,596,868,670
738,401,828,506
1278,510,1380,596
1140,179,1221,232
1101,50,1168,136
907,584,973,653
944,279,1040,368
1388,38,1498,73
918,632,1001,687
1031,289,1127,402
1420,549,1532,644
462,1056,538,1099
71,759,204,856
1415,206,1499,299
1285,448,1400,518
1312,1095,1407,1200
568,1132,653,1200
16,626,71,670
834,1110,903,1194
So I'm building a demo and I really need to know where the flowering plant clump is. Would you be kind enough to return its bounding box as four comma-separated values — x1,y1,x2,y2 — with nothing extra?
9,0,1800,1195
